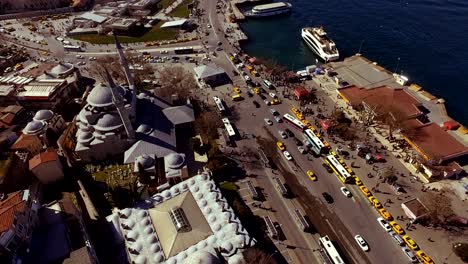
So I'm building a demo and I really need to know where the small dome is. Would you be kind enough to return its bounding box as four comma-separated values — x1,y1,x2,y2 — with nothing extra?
166,153,185,169
51,62,74,76
95,113,123,131
134,255,146,264
184,251,221,264
23,120,46,135
137,154,155,169
34,109,54,121
87,83,125,107
78,130,94,142
136,124,153,134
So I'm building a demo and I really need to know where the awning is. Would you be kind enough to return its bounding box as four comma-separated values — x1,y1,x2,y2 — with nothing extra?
248,57,257,64
443,120,460,130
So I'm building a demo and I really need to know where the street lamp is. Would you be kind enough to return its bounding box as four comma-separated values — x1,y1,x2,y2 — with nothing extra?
358,39,365,54
394,57,401,74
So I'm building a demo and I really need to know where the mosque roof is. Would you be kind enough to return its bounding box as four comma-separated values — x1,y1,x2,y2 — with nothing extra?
94,113,124,131
165,153,185,169
50,63,74,76
23,120,46,135
87,83,125,107
34,109,54,121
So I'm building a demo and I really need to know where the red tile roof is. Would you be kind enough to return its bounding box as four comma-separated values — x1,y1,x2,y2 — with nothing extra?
29,150,59,171
404,121,468,161
0,113,15,126
10,134,41,151
0,191,27,234
339,86,422,118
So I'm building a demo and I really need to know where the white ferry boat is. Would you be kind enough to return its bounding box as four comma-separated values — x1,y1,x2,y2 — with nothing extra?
245,2,292,18
301,27,339,62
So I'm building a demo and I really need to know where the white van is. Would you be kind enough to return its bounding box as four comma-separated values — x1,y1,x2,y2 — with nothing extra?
263,79,273,89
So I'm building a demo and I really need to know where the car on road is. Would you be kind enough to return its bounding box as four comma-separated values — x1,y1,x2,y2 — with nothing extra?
368,196,382,208
234,87,241,94
389,231,405,246
277,141,285,151
401,247,418,263
354,235,369,252
283,151,292,161
402,235,419,250
322,163,333,173
270,108,279,115
269,92,277,98
340,187,352,197
274,116,282,123
377,217,392,232
253,101,260,108
359,185,372,197
263,99,270,105
271,98,281,105
389,221,405,235
264,118,273,126
244,75,251,82
247,91,253,97
416,251,434,264
322,192,333,203
207,24,212,28
306,170,316,181
297,146,307,154
285,129,294,137
89,56,97,61
379,208,393,221
278,130,287,139
217,41,222,45
253,88,261,94
216,47,223,51
77,61,86,66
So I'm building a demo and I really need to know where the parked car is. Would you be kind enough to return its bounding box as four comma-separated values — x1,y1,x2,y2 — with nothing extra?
274,116,282,123
270,108,279,115
340,187,352,197
278,130,287,139
285,128,294,137
306,170,316,181
277,141,285,151
264,118,273,126
322,192,333,203
377,217,392,232
401,247,418,263
253,101,260,108
354,235,369,252
297,146,307,154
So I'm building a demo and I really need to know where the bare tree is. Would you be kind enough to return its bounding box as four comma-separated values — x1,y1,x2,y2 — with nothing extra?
421,191,455,225
243,247,278,264
154,66,197,101
375,105,409,140
194,108,222,141
89,55,125,83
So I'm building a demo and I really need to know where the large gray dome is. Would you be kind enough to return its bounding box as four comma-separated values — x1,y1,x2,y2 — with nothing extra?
136,154,154,169
136,124,153,134
166,153,185,169
34,109,54,121
184,251,221,264
87,83,125,107
94,113,123,131
77,130,94,143
23,120,46,135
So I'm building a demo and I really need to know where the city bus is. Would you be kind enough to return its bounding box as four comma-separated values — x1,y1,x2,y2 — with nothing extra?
263,215,278,238
294,209,309,232
213,96,226,115
273,177,288,198
221,117,236,139
246,180,260,200
63,45,82,52
303,128,328,155
318,235,345,264
283,113,305,131
325,155,354,183
174,46,194,54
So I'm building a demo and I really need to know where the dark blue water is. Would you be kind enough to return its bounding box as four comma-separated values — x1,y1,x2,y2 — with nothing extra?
240,0,468,125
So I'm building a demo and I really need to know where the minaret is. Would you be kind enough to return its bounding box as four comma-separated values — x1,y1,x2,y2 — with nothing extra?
113,33,137,119
105,69,135,141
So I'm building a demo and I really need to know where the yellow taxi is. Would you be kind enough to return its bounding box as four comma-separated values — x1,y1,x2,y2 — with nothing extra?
277,141,285,151
271,98,281,105
297,113,305,120
231,94,243,101
389,221,405,235
379,208,393,221
302,120,311,127
402,235,419,250
368,196,383,209
253,88,261,94
252,70,259,76
291,107,299,115
234,87,241,94
229,56,235,61
416,251,435,264
359,185,372,197
306,170,317,181
355,177,363,186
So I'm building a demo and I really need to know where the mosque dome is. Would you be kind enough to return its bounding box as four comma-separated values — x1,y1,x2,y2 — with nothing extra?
184,251,221,264
23,120,46,135
136,124,153,134
77,130,94,143
94,113,123,131
166,153,185,169
34,109,54,121
137,154,155,169
87,83,125,107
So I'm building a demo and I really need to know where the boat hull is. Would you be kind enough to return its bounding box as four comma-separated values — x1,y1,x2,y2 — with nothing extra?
301,30,339,62
244,8,291,18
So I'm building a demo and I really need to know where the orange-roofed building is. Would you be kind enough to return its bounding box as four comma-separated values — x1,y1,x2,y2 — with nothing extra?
29,150,64,184
0,189,38,258
10,134,43,157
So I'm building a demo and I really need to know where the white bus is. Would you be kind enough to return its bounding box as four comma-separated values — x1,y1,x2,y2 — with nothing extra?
325,155,353,183
263,215,278,238
213,96,226,115
294,209,309,232
63,45,82,52
303,129,328,155
221,117,236,138
283,113,305,131
318,235,345,264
